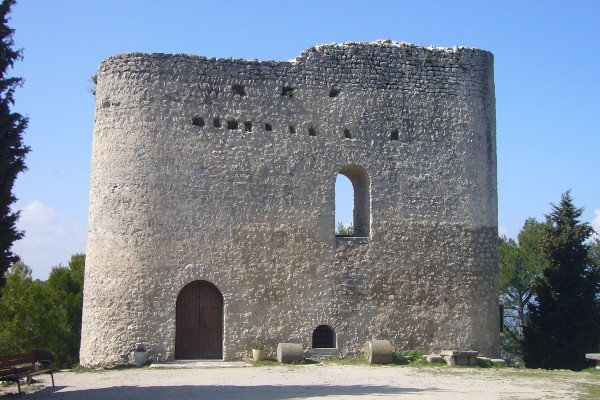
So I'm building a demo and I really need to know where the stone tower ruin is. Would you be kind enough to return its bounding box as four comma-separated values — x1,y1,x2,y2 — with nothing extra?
80,40,498,367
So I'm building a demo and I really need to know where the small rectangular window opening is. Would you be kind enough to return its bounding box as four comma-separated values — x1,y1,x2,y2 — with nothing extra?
227,120,238,130
265,123,272,131
244,122,252,132
231,85,246,96
281,87,294,98
192,117,205,127
308,127,317,136
390,130,399,141
213,118,221,128
289,125,296,133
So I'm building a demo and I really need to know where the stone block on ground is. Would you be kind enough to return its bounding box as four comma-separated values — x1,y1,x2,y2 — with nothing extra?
277,343,303,363
426,354,445,363
490,358,506,366
363,340,393,364
477,357,491,366
585,353,600,369
440,350,479,366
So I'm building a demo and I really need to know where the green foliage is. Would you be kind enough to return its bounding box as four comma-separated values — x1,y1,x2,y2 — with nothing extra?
251,357,279,366
400,349,426,362
499,218,547,365
325,355,367,365
500,331,524,368
589,237,600,267
89,74,97,95
0,254,85,368
523,191,600,370
46,253,85,366
0,262,70,363
336,222,354,236
0,0,30,286
287,358,319,365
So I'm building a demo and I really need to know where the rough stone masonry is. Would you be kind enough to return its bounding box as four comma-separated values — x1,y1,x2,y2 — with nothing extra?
80,40,498,367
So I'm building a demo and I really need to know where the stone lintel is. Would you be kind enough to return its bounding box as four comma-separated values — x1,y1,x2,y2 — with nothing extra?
440,350,479,357
585,353,600,361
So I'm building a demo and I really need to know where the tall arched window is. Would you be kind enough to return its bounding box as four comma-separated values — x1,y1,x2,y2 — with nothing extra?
335,174,353,235
335,165,370,237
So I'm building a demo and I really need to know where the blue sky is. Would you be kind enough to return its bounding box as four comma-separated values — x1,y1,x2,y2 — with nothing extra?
8,0,600,279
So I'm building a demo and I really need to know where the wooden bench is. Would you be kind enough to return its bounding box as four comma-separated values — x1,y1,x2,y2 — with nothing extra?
0,351,55,395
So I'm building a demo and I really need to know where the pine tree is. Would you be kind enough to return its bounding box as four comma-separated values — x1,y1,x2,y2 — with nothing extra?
499,218,547,366
0,0,29,286
522,191,600,370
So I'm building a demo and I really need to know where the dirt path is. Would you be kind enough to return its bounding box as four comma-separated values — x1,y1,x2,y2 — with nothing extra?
2,364,598,399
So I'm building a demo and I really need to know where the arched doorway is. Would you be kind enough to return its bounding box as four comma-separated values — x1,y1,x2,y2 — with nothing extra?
312,325,336,348
175,280,223,359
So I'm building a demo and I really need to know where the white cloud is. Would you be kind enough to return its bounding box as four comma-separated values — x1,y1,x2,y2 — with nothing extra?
12,200,86,280
20,200,56,224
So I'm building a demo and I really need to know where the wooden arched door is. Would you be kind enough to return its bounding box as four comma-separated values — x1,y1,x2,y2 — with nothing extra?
175,280,223,359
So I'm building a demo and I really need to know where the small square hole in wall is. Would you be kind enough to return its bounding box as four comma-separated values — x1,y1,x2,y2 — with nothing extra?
329,87,340,98
390,130,399,141
265,123,272,131
344,129,351,139
231,85,246,96
227,120,238,130
308,127,317,136
213,118,221,128
281,87,294,98
244,122,252,132
191,116,205,127
289,125,296,133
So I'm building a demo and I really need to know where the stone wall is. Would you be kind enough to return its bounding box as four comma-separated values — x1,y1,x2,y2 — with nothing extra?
80,40,498,367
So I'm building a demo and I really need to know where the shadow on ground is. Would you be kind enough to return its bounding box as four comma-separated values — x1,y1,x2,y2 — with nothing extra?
17,384,436,399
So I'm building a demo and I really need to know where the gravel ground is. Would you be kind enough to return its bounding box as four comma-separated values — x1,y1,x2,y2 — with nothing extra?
2,364,598,399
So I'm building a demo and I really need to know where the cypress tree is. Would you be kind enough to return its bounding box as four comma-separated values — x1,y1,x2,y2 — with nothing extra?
0,0,29,286
523,191,600,370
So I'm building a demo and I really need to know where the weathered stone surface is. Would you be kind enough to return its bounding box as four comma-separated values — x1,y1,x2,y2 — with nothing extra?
80,40,499,367
585,353,600,369
277,343,304,363
490,358,506,366
309,348,341,358
426,354,445,363
441,350,479,366
364,340,393,364
477,356,491,366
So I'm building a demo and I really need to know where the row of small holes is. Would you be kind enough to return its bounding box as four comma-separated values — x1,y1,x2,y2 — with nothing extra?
227,85,341,98
192,117,324,136
192,117,406,141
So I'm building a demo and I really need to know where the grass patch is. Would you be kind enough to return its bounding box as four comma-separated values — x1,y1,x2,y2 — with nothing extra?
325,355,367,365
289,358,319,365
252,357,319,366
577,382,600,399
252,358,279,366
581,367,600,374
